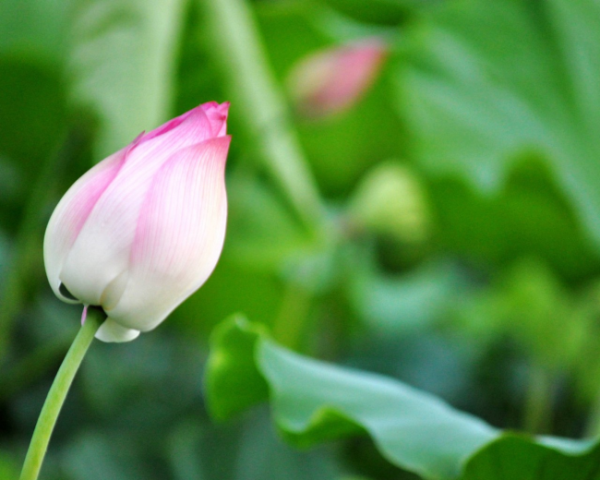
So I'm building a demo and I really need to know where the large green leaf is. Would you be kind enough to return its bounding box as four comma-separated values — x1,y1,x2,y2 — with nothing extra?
69,0,186,158
425,164,600,279
462,436,600,480
398,0,600,252
206,316,599,479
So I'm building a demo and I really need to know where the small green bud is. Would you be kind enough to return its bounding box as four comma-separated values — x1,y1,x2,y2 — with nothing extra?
348,161,430,245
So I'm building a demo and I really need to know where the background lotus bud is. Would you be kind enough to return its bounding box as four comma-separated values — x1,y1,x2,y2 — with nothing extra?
44,102,231,342
287,38,388,117
347,161,431,245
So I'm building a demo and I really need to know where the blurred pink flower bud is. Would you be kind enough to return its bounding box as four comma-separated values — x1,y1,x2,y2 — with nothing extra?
44,102,231,342
287,39,388,117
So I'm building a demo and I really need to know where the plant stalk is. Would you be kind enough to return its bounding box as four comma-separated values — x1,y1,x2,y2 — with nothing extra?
203,0,325,232
19,309,104,480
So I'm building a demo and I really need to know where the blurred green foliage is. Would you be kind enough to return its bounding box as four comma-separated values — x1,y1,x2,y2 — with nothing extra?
3,0,600,479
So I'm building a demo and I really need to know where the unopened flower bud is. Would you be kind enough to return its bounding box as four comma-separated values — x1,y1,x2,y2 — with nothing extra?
44,102,231,342
348,161,430,245
287,39,388,117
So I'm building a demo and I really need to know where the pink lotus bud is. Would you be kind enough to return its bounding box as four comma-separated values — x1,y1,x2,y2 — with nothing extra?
44,102,231,342
287,39,388,117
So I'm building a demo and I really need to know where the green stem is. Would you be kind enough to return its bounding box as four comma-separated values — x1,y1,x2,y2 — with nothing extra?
19,309,104,480
203,0,325,232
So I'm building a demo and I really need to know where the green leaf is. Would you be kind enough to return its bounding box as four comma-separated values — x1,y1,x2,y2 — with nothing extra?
259,340,497,479
206,317,600,479
205,315,270,420
69,0,186,158
462,436,599,480
426,162,600,279
398,0,600,254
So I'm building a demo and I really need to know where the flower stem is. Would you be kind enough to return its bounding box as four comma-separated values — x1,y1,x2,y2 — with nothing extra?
203,0,325,232
19,309,104,480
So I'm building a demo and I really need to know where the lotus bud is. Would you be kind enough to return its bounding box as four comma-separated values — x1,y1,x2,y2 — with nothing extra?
44,102,231,342
287,38,388,117
348,161,430,245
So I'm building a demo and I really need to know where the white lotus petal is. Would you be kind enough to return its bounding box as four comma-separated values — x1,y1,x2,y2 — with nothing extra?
58,139,170,306
44,147,128,302
106,136,230,332
95,318,140,342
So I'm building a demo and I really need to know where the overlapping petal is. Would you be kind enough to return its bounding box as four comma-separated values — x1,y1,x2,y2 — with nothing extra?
95,318,140,343
106,136,230,332
58,143,168,306
44,147,128,301
203,101,230,137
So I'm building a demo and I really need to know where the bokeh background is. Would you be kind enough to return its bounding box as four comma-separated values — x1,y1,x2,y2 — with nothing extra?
2,0,600,478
